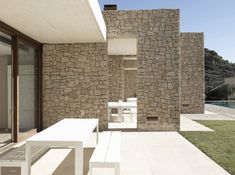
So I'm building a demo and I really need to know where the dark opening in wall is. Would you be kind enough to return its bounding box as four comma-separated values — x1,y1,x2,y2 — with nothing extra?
104,4,117,10
182,104,189,107
146,116,159,122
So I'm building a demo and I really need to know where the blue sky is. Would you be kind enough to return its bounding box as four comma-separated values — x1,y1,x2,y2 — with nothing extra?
98,0,235,63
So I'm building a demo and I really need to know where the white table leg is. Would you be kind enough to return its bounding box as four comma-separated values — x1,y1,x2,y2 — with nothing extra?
96,123,99,144
75,144,83,175
89,164,93,175
121,107,123,122
115,163,120,175
21,162,27,175
130,107,134,122
25,143,31,175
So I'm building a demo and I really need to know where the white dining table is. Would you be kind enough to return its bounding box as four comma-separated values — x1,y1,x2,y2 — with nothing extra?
25,118,99,175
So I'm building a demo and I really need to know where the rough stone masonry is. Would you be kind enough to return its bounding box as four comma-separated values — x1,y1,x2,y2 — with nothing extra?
104,9,181,130
42,9,204,131
43,44,108,130
108,55,124,102
180,33,205,114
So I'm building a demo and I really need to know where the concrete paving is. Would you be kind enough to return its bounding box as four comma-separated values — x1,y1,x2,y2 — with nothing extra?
0,132,230,175
185,113,235,121
205,104,235,119
1,104,233,175
184,104,235,121
180,116,213,131
42,132,229,175
119,132,230,175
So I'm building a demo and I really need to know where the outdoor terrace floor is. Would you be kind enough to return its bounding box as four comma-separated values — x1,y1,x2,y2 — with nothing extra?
0,104,232,175
26,131,229,175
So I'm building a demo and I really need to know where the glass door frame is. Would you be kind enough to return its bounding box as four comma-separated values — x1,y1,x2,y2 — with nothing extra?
0,21,42,142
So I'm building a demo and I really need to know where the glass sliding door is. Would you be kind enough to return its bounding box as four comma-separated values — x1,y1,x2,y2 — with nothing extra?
0,21,42,143
18,41,36,134
0,31,12,147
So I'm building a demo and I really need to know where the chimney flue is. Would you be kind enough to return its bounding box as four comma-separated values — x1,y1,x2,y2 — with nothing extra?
104,4,117,10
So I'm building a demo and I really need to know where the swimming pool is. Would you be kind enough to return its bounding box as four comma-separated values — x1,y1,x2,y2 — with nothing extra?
206,101,235,109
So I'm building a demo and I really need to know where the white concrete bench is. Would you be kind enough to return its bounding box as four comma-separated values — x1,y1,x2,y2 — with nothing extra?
31,148,72,175
0,145,48,175
89,131,121,175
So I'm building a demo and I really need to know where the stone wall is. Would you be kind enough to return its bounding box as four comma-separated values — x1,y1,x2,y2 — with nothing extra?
43,44,108,130
124,70,137,99
123,60,137,68
108,57,137,101
123,60,137,99
104,9,180,131
41,10,204,131
108,56,124,101
180,33,205,114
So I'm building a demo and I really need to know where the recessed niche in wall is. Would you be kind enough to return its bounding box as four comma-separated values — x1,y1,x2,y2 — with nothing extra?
108,38,137,55
146,116,159,122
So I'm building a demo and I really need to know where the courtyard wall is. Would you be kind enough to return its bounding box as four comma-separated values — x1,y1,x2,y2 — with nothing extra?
180,33,205,114
104,9,180,130
42,10,205,131
43,44,108,130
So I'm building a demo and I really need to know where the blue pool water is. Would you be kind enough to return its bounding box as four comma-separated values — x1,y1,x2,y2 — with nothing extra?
206,101,235,109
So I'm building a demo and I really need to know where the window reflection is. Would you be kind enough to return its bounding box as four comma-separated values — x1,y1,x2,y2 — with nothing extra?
19,41,36,132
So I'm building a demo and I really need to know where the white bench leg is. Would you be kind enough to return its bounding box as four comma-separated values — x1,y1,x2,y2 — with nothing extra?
115,163,120,175
21,164,27,175
75,146,83,175
96,124,99,144
89,164,93,175
26,143,31,175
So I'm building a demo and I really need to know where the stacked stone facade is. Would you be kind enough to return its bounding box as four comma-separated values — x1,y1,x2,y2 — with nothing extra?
124,70,137,99
43,44,108,130
104,10,180,131
108,56,124,101
42,9,204,131
123,60,137,99
108,58,137,101
123,60,137,68
180,33,205,113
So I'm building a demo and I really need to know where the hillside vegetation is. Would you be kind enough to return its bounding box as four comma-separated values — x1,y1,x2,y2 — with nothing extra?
205,48,235,98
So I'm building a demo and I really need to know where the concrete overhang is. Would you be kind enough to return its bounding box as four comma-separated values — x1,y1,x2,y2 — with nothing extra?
0,0,106,43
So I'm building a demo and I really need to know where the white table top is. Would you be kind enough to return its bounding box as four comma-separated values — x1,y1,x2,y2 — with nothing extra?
26,119,98,143
108,102,137,108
